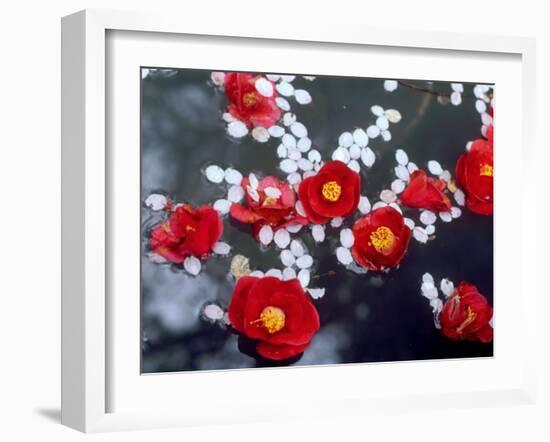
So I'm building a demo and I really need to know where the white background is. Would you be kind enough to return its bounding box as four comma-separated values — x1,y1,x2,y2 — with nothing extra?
0,0,547,441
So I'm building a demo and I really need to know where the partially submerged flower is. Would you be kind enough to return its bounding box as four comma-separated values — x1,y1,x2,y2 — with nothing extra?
149,204,223,263
224,73,281,128
228,276,320,360
298,160,361,224
440,281,493,342
455,125,494,215
230,175,307,239
400,170,452,212
351,206,411,271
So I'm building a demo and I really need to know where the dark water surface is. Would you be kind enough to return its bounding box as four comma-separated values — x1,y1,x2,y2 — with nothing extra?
141,69,493,373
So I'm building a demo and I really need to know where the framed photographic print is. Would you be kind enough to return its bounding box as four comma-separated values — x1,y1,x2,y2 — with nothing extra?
61,9,537,432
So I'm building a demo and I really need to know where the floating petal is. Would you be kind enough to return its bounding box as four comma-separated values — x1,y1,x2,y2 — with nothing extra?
205,165,225,183
259,225,274,245
184,256,201,276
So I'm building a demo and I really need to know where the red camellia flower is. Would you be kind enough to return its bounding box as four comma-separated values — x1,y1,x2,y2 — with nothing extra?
224,73,281,128
400,170,452,212
440,281,493,343
351,206,411,271
298,160,361,224
230,176,308,239
455,125,494,215
149,204,223,263
228,276,320,360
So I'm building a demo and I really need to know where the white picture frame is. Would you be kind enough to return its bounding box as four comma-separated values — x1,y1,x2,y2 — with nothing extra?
61,9,537,433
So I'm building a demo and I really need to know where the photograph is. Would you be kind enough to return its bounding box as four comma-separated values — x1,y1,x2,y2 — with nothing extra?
140,68,494,373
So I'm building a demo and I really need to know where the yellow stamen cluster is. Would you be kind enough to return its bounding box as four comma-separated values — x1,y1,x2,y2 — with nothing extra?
369,226,396,254
242,92,257,107
456,306,477,334
480,163,493,177
256,306,286,334
321,181,342,202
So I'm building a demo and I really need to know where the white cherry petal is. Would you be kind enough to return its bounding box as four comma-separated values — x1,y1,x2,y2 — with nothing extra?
277,144,288,158
332,147,351,164
383,80,398,92
372,201,387,211
248,173,259,189
274,229,291,249
213,199,231,215
145,194,168,211
371,105,384,116
450,91,462,106
421,282,439,300
280,249,296,267
282,133,297,148
308,149,322,163
227,121,249,138
391,179,406,194
259,225,274,245
213,241,231,255
451,83,464,93
290,239,305,257
358,196,371,214
297,137,312,152
298,269,310,288
428,160,443,175
275,97,290,111
282,267,297,281
439,170,451,182
385,109,402,123
330,217,343,228
360,147,376,167
283,112,297,127
380,189,397,204
425,224,435,235
280,159,298,173
376,116,390,131
353,128,368,147
290,122,308,138
308,288,326,300
407,162,419,174
340,228,355,248
420,210,437,225
439,212,452,223
395,165,410,182
276,81,295,96
247,186,260,203
266,74,281,82
227,185,245,202
349,144,361,160
250,270,265,278
286,223,303,234
298,158,314,171
183,256,201,276
265,268,283,279
404,217,415,230
451,207,462,218
381,130,392,142
440,278,455,297
422,272,434,284
367,125,381,138
294,89,312,104
147,252,167,264
210,71,225,86
476,99,487,113
255,77,274,97
281,75,296,82
287,147,301,161
338,132,354,147
295,201,306,217
222,112,237,123
348,160,360,173
268,125,285,137
287,172,302,185
454,189,465,206
413,226,429,243
389,203,402,214
205,165,225,183
224,168,243,185
311,224,325,242
296,255,313,269
336,247,354,265
203,303,224,321
264,186,282,199
395,149,409,165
